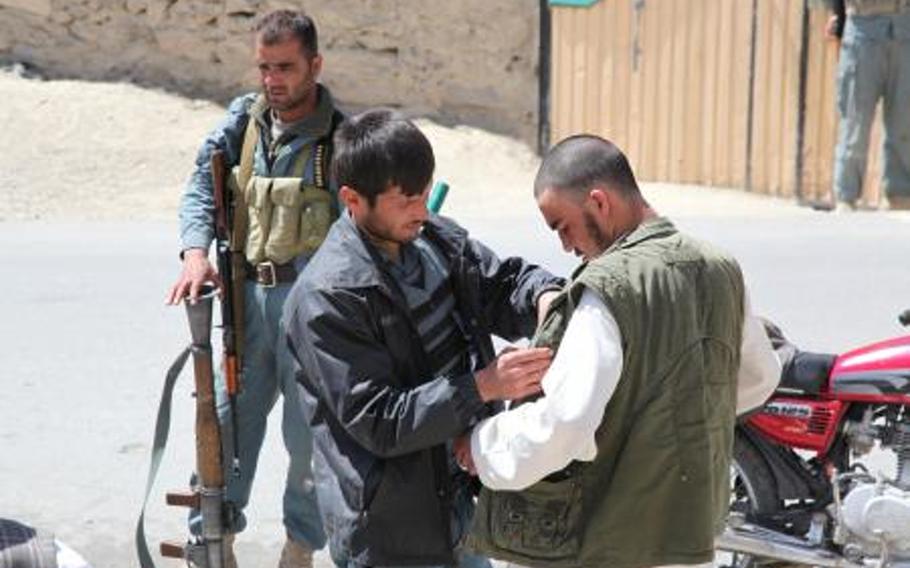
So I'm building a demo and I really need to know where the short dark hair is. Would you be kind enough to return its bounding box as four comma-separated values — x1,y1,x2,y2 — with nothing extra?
332,109,435,206
534,135,641,201
254,10,318,57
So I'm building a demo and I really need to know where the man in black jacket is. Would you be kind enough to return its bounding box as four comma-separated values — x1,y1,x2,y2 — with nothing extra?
282,109,563,567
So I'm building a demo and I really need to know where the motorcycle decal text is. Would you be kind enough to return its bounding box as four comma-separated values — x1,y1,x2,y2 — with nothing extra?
763,402,813,419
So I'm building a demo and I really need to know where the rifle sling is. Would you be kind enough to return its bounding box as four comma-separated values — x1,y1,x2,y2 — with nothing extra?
135,346,192,568
225,113,261,365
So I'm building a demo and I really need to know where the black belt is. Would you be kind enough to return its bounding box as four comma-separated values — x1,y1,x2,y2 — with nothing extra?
245,260,297,287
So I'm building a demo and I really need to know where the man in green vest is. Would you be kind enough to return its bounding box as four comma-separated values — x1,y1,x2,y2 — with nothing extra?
165,9,342,568
459,135,781,568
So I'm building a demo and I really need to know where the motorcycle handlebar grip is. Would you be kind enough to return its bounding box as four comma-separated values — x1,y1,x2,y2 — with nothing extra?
899,309,910,327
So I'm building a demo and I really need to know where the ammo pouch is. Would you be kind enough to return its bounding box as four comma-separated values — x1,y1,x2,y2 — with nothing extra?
468,475,583,564
242,174,333,265
230,98,339,266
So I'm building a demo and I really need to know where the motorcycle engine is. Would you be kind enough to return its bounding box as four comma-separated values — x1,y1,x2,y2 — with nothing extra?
841,481,910,557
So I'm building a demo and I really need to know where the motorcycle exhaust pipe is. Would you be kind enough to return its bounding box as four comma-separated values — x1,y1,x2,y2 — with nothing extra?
716,524,864,568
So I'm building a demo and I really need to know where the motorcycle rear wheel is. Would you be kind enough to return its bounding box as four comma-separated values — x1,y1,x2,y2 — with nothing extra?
727,429,782,567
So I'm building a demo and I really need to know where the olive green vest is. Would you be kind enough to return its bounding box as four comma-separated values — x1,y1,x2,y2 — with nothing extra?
468,218,745,568
228,95,338,265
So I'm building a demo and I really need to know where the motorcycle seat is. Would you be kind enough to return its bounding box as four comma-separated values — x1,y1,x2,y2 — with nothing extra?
778,350,836,394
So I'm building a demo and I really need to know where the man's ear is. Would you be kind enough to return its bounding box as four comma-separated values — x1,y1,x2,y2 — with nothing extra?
311,54,323,78
588,187,612,216
339,185,361,214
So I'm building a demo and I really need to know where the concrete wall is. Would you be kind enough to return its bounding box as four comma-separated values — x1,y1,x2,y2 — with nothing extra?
0,0,540,143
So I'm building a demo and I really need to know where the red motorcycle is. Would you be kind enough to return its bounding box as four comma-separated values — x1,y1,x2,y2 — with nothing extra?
717,312,910,567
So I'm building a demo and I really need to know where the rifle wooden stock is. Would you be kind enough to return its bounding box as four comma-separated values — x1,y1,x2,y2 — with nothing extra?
224,354,239,396
191,340,223,488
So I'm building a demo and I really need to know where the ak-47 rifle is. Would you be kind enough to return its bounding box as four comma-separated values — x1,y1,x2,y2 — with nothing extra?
210,148,243,481
159,150,243,567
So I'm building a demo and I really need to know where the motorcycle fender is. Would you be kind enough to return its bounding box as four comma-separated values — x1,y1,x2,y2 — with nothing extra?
738,424,821,502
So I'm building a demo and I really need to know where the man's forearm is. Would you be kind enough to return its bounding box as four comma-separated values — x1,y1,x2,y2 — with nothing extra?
736,293,782,414
470,291,622,490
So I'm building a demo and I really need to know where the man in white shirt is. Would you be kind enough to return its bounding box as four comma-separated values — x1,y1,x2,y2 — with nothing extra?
458,135,780,568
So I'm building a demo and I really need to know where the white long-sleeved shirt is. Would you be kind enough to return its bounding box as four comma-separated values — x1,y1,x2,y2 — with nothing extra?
470,289,781,491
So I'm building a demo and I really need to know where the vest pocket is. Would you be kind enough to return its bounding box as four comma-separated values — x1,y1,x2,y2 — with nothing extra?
489,477,582,559
265,178,305,263
244,175,274,263
264,181,333,263
296,185,333,254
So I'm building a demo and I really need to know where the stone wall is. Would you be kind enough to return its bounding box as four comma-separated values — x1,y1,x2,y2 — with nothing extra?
0,0,540,143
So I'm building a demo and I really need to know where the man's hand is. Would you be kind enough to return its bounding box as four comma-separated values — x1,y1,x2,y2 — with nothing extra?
454,433,476,475
537,290,561,326
165,248,222,305
474,347,552,402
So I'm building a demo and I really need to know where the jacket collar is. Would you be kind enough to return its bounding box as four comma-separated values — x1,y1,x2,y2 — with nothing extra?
606,216,677,253
249,84,336,142
570,216,678,280
321,212,468,290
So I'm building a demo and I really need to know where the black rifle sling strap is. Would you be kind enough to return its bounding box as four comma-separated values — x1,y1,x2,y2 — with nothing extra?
226,113,258,364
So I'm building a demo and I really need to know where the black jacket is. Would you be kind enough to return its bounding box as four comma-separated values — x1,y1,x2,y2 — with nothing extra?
283,213,563,566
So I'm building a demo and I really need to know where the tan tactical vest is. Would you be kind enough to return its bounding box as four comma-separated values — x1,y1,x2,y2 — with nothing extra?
227,109,335,265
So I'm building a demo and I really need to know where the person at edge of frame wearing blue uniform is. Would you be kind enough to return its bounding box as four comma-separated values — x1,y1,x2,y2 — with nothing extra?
283,109,564,568
827,0,910,212
166,9,343,568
